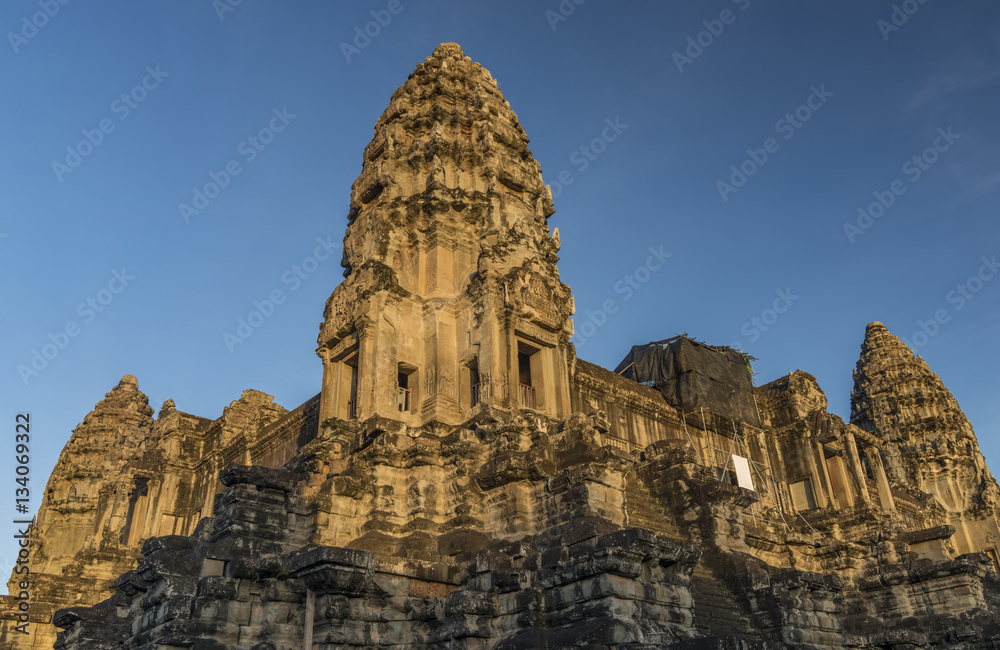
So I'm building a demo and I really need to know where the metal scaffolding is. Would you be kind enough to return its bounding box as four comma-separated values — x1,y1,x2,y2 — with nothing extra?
683,407,791,530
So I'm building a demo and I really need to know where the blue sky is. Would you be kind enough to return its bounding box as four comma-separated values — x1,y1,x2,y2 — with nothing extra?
1,1,999,585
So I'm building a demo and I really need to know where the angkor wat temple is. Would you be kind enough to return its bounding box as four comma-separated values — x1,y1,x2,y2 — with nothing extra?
3,43,1000,649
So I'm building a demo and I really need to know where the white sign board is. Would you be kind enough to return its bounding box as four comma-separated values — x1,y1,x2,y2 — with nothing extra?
732,454,755,491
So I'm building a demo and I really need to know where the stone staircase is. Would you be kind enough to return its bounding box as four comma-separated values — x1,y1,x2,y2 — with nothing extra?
689,573,761,642
623,476,678,537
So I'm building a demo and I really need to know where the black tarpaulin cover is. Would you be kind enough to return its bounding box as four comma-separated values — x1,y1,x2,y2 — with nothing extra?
613,336,760,427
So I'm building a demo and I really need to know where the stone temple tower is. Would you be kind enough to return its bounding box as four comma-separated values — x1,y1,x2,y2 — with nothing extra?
16,44,1000,650
317,42,574,428
852,321,1000,556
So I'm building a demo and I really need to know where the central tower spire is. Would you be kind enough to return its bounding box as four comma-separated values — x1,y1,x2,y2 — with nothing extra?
317,43,573,427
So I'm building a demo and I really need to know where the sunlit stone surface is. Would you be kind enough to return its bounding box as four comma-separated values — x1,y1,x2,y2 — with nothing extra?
3,44,999,649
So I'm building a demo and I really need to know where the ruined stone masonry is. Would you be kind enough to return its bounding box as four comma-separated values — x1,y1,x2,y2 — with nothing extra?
3,43,1000,649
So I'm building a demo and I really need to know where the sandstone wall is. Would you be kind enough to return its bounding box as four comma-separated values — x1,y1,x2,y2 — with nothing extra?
0,379,318,648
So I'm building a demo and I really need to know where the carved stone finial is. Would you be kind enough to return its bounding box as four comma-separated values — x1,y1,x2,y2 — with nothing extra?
158,399,176,418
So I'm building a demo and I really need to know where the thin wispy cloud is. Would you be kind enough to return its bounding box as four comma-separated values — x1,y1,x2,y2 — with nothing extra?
970,170,1000,193
907,60,1000,111
954,168,1000,202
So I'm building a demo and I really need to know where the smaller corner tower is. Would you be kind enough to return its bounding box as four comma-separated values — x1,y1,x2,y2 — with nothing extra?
851,320,1000,557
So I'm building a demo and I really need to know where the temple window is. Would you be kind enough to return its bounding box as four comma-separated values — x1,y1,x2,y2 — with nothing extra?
121,477,150,545
469,360,481,407
859,450,875,481
825,455,854,508
517,341,543,409
790,478,817,511
345,354,359,419
397,364,416,413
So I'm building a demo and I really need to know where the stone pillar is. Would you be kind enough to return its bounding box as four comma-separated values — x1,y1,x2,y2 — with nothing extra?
422,305,460,423
552,343,573,418
369,308,398,419
505,314,519,410
355,319,376,421
318,350,335,422
800,430,832,509
871,450,896,512
826,455,855,508
477,302,504,407
844,432,872,506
